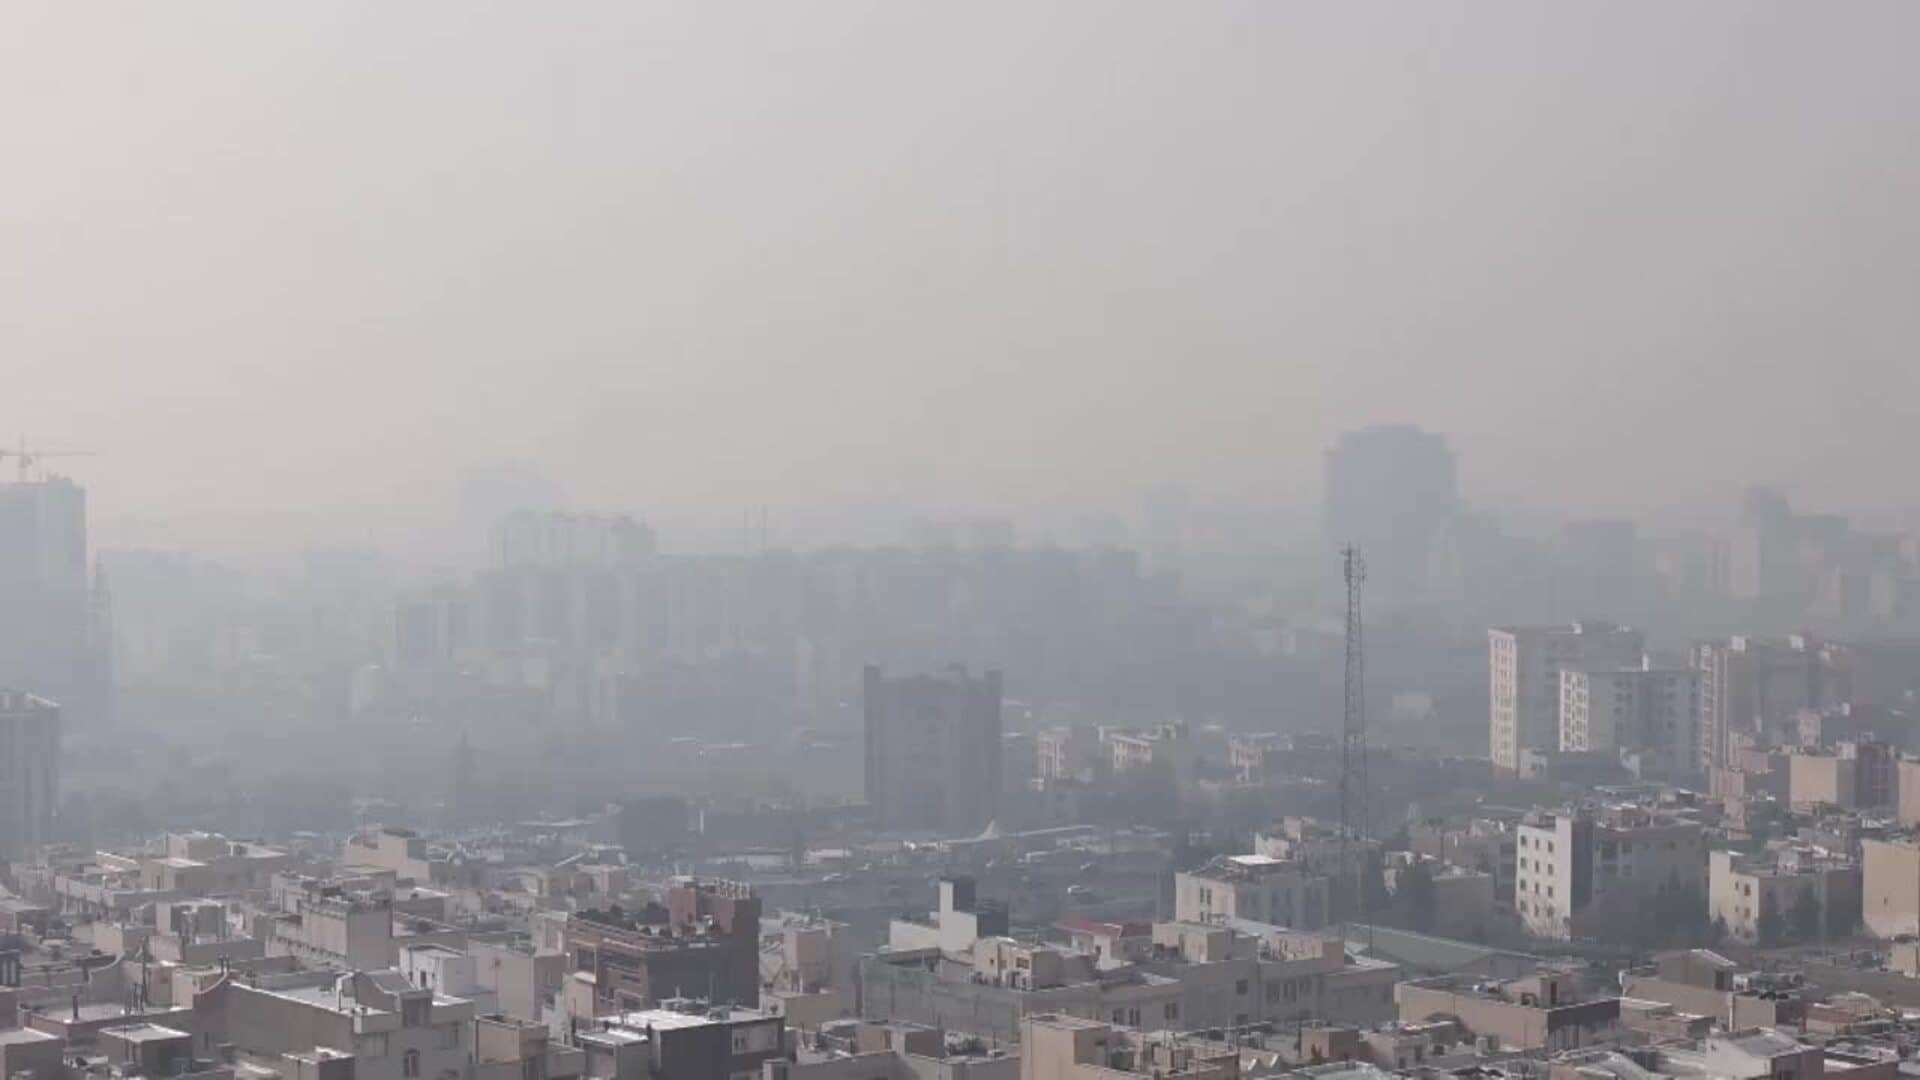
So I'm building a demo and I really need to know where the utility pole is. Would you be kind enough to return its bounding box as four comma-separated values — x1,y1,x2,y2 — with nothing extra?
1338,546,1369,944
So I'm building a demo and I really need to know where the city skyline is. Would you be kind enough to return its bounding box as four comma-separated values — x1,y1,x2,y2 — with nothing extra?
8,1,1920,554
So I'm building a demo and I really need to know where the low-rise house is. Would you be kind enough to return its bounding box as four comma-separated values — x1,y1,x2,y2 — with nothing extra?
1397,971,1620,1052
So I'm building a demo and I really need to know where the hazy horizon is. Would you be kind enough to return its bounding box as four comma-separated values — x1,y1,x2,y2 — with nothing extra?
9,1,1920,555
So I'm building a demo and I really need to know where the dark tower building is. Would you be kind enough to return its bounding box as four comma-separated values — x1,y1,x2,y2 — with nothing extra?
863,664,1003,834
1323,426,1458,605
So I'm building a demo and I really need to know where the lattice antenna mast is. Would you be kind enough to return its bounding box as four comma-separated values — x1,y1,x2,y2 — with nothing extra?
1339,546,1368,935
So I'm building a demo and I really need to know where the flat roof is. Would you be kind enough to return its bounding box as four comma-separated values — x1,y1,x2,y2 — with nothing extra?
101,1023,191,1042
0,1028,62,1045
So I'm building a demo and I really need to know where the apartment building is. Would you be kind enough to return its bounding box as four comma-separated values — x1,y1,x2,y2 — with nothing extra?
1558,664,1698,777
191,970,476,1080
1489,623,1643,772
1020,1014,1238,1079
1788,742,1895,811
1862,838,1920,938
864,665,1003,834
1710,848,1861,944
1174,855,1331,930
1397,970,1619,1052
564,879,762,1012
1693,635,1853,771
1514,805,1706,940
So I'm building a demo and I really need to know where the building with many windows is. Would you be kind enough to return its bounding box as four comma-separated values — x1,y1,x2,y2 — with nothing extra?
1514,804,1707,940
1489,623,1643,772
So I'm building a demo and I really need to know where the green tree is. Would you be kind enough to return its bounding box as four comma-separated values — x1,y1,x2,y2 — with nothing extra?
1398,860,1439,934
1789,888,1822,943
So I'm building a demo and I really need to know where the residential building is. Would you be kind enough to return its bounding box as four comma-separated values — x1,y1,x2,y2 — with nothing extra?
1514,804,1707,940
1618,949,1804,1031
564,879,763,1012
576,1001,783,1080
1174,855,1330,930
1020,1013,1237,1079
1862,838,1920,938
771,1018,1018,1079
1397,970,1619,1052
472,1014,584,1080
0,691,59,860
889,877,1009,956
1037,726,1102,784
191,970,477,1080
1788,742,1895,812
1558,664,1698,777
864,665,1003,833
1692,635,1854,771
1490,623,1644,772
1408,818,1517,900
1709,848,1861,944
1104,723,1198,791
863,919,1394,1045
262,877,397,971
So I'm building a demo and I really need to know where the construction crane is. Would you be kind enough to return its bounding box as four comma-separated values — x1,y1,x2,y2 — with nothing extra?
0,437,95,482
1337,545,1369,944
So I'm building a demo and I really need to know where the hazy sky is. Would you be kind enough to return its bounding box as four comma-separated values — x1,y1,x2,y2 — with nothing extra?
6,2,1919,552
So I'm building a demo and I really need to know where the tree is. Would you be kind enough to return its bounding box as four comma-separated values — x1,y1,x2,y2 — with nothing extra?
1789,888,1822,944
1398,860,1439,934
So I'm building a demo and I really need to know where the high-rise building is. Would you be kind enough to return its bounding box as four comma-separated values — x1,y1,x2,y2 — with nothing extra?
0,476,107,725
1691,635,1853,772
492,509,656,569
1323,426,1458,602
1559,663,1699,776
1489,622,1644,772
0,691,59,859
863,664,1002,833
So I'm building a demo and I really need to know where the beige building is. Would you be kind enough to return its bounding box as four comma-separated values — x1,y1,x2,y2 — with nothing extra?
1709,848,1860,944
1397,971,1620,1052
1515,805,1706,940
1619,950,1803,1031
262,878,397,971
192,971,477,1080
1021,1014,1237,1080
141,833,291,896
1899,761,1920,828
1174,855,1330,930
1787,742,1895,812
1489,623,1643,772
1863,837,1920,938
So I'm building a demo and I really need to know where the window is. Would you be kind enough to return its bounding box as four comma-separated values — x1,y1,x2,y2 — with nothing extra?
1236,979,1248,996
1165,1003,1179,1021
403,1051,421,1079
437,1025,458,1050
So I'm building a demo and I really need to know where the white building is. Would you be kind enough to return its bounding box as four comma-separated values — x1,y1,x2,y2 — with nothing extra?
1489,622,1644,772
1174,855,1331,930
1515,805,1706,940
